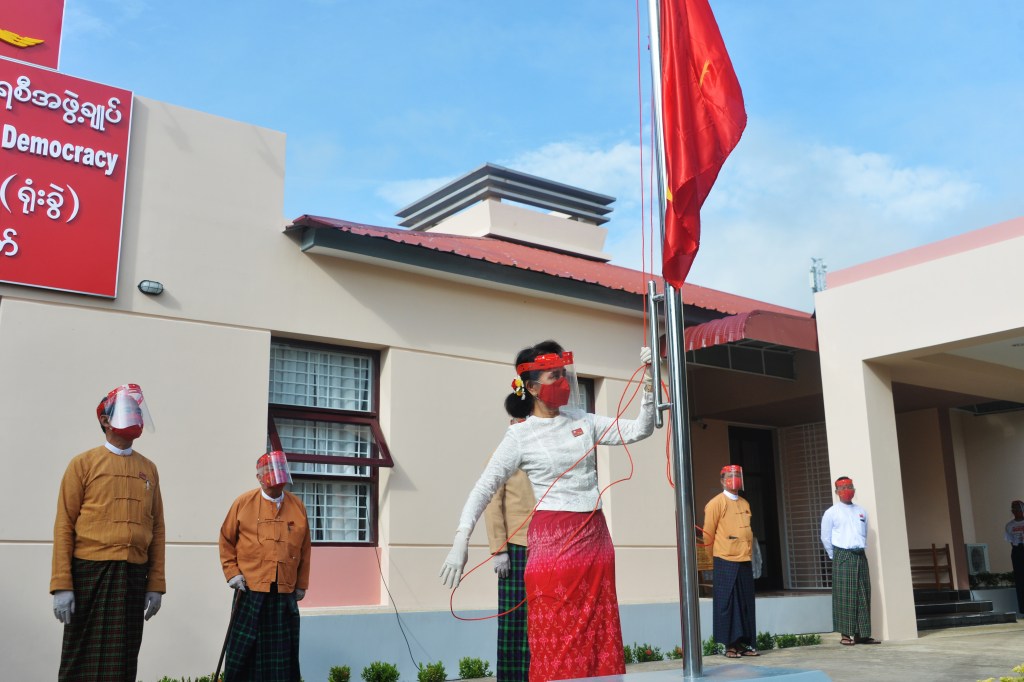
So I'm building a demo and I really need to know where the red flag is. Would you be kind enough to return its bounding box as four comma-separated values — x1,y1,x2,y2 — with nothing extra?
659,0,746,287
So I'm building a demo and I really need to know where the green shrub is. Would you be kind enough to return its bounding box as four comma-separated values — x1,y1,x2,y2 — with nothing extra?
417,661,446,682
361,661,400,682
457,657,491,679
702,636,724,656
330,665,352,682
775,634,799,649
796,634,821,646
756,631,775,651
666,645,683,660
631,643,663,663
623,645,636,664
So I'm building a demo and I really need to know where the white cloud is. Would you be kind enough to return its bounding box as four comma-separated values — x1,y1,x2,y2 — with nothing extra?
686,122,981,310
372,125,988,312
501,141,643,205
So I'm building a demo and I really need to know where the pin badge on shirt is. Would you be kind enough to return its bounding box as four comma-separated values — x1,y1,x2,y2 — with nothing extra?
139,472,150,490
572,427,584,437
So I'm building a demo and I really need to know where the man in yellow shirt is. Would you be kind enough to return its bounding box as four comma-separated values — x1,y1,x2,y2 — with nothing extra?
219,451,311,681
51,384,165,681
702,464,757,658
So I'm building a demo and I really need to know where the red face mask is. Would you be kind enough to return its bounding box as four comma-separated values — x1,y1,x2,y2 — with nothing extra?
111,424,143,441
537,377,571,408
837,489,855,503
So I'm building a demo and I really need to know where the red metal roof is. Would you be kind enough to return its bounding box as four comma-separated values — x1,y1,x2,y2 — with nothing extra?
291,215,811,318
684,310,818,352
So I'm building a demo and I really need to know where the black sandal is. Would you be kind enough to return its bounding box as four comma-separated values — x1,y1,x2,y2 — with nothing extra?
840,636,855,646
854,636,880,644
724,648,741,658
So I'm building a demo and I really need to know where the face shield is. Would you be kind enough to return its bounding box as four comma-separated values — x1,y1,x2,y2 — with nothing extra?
517,350,585,414
257,451,293,488
721,464,744,492
97,384,154,438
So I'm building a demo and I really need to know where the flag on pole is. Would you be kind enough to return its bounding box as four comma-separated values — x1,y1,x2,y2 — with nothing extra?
659,0,746,288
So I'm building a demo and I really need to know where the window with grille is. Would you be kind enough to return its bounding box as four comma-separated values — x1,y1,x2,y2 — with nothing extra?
778,422,833,589
268,340,392,545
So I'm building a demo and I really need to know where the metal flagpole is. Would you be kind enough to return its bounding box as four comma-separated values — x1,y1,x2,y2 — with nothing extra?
646,0,704,677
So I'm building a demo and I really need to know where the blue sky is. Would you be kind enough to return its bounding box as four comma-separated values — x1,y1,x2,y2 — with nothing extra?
59,1,1023,311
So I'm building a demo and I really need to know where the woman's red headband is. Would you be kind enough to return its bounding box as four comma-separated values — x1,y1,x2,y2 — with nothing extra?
516,351,574,376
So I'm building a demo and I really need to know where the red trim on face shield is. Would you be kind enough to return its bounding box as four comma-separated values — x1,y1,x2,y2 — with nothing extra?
257,450,292,487
516,351,574,376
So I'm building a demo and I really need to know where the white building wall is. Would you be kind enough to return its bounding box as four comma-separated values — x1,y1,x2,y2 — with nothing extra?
815,219,1024,641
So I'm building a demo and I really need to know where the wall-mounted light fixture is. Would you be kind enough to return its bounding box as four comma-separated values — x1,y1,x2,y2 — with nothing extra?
137,280,164,295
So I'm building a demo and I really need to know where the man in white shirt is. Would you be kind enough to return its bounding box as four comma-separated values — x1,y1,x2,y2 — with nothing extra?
1006,500,1024,614
821,476,878,645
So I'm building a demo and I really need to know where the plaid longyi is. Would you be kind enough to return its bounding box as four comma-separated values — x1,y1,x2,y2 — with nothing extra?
831,547,871,637
496,543,529,682
223,589,302,682
59,557,148,682
711,556,756,648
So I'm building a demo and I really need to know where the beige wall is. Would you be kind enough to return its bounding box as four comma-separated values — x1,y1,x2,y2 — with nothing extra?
0,96,708,679
816,223,1024,641
896,409,960,579
0,298,270,681
958,410,1024,573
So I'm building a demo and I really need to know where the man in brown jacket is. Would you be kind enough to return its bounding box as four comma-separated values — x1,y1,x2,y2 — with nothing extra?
219,451,311,681
51,384,165,682
484,462,536,682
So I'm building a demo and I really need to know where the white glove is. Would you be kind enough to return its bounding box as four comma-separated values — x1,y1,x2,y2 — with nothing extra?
53,591,75,625
492,552,511,579
227,575,247,591
641,346,653,391
143,592,162,621
294,588,306,601
439,529,470,589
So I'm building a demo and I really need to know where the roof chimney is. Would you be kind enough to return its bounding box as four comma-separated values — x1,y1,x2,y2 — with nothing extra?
395,163,614,262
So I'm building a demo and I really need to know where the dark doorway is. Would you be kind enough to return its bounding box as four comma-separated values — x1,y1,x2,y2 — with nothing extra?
729,426,783,591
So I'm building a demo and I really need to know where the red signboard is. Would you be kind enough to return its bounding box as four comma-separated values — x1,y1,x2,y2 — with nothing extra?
0,58,132,297
0,0,65,70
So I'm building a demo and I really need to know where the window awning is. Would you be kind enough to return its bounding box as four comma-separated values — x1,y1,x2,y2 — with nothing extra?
684,310,818,353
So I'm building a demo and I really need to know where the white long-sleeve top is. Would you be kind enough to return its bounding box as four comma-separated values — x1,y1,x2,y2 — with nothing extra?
457,390,655,534
1006,518,1024,545
820,502,868,559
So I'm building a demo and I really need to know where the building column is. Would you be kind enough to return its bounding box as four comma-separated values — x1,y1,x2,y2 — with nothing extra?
821,360,918,640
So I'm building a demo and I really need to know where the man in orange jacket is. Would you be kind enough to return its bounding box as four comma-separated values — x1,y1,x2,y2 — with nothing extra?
219,451,311,681
51,384,165,681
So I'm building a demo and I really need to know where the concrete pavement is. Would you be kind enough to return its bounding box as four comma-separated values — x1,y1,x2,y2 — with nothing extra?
623,622,1024,682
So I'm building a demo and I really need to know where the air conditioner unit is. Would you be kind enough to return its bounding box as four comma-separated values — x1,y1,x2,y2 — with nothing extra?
965,543,990,575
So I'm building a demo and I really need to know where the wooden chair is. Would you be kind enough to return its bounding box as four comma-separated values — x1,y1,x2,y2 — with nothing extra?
908,543,953,590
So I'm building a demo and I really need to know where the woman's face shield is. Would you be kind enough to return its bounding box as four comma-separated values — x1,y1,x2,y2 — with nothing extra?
518,351,585,414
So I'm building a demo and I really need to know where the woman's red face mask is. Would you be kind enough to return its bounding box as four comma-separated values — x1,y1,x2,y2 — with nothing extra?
536,375,571,408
